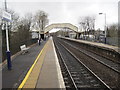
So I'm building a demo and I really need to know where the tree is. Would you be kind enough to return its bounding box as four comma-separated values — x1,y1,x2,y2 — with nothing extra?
107,23,118,37
33,10,49,40
34,10,49,31
79,16,95,40
15,13,33,42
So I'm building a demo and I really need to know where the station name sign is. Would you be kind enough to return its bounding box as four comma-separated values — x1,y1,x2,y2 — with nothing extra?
2,10,12,22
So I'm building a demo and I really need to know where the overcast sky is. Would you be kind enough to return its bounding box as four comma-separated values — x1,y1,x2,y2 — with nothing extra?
0,0,119,31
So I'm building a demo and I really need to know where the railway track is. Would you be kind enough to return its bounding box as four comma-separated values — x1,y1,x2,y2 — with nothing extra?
60,38,120,64
55,37,120,89
53,37,111,90
59,38,120,74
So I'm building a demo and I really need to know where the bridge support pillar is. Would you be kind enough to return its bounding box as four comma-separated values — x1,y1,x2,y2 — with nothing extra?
76,33,81,39
40,34,44,40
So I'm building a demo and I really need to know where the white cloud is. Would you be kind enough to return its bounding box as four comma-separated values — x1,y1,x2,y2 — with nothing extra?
1,0,119,31
5,0,119,3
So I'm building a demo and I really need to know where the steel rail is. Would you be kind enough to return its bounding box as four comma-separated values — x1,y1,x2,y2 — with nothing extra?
55,38,112,90
54,39,78,89
61,39,120,74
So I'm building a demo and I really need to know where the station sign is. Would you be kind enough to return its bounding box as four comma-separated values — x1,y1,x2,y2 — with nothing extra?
2,10,12,22
0,9,2,24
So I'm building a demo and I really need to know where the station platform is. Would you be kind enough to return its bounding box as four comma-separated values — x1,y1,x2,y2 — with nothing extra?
60,37,119,54
18,37,65,89
2,39,48,88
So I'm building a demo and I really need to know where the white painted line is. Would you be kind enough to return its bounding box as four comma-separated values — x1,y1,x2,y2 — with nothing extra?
51,37,66,89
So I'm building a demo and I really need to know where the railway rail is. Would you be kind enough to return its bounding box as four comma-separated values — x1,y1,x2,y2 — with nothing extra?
59,38,120,74
53,37,111,90
55,37,120,89
60,37,120,64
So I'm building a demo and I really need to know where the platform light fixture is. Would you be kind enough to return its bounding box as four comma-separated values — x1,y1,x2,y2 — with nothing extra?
99,12,107,44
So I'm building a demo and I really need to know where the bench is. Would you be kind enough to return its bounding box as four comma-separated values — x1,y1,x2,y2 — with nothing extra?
20,45,29,54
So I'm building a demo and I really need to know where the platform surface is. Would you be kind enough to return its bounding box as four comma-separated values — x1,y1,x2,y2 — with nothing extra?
60,37,120,53
20,37,65,89
2,39,48,88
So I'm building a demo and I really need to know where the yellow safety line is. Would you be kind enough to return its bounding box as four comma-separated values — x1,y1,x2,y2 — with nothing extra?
18,41,48,90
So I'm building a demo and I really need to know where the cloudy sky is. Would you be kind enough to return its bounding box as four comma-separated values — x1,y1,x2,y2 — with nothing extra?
0,0,119,31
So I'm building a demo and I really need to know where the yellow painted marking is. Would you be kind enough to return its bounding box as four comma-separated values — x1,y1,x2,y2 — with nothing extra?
23,46,47,88
18,41,49,90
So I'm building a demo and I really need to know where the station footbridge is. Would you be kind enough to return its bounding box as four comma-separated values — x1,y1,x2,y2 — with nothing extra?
43,23,79,34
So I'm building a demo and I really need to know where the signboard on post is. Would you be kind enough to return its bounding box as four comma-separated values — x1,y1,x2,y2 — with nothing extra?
0,9,2,24
2,10,12,22
2,10,12,70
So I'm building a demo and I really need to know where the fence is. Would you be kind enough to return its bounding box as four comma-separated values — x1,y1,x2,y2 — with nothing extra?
106,37,119,46
2,38,38,62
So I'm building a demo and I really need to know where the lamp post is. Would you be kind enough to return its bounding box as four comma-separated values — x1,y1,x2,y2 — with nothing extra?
80,22,85,40
92,19,95,41
99,13,107,44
